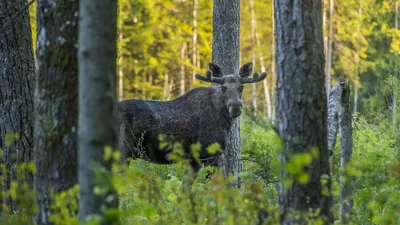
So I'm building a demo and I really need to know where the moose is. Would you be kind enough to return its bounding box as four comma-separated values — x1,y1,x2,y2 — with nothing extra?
118,62,267,178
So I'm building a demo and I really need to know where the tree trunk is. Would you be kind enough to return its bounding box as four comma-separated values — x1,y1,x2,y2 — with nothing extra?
250,0,257,119
256,32,272,119
163,73,169,101
274,0,333,224
34,1,79,224
353,86,358,113
118,24,124,101
212,0,241,187
78,0,119,223
0,0,35,212
393,0,398,126
339,82,353,222
327,84,340,154
191,0,198,88
270,1,277,124
326,0,334,97
180,42,186,95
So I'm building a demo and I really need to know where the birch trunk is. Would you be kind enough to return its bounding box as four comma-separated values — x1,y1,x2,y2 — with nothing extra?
393,0,398,126
271,1,277,123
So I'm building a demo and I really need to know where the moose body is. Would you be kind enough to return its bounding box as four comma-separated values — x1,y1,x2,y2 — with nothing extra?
118,62,266,173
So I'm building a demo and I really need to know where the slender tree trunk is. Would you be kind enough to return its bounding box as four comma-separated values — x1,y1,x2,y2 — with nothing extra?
339,82,353,222
163,73,169,101
326,0,334,97
0,0,35,212
393,0,398,126
275,0,333,224
118,24,124,100
192,0,198,88
327,84,340,154
180,42,186,95
250,0,257,119
78,0,119,223
271,0,277,123
256,32,272,119
34,1,79,224
167,79,174,101
353,86,358,113
212,0,241,187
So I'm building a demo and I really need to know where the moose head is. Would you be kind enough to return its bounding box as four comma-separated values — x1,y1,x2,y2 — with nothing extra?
195,62,267,118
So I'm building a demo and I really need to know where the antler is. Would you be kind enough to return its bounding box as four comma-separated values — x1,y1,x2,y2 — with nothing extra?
240,72,267,84
195,70,224,84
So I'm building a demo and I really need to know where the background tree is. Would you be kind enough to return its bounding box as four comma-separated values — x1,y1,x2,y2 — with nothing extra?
212,0,241,187
78,0,119,223
34,0,79,224
0,0,35,211
274,0,333,223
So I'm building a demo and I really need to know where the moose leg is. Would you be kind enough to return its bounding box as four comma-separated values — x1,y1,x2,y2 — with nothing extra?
182,159,201,190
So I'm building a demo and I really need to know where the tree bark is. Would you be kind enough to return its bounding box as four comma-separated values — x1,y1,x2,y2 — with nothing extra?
270,0,277,123
393,0,398,126
339,82,353,222
326,0,334,97
256,32,272,119
274,0,333,224
212,0,242,187
78,0,119,223
0,0,35,212
250,0,257,119
191,0,198,88
34,0,79,224
180,42,186,95
118,23,124,101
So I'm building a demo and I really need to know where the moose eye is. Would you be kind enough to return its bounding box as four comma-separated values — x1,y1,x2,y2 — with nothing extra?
221,86,228,92
238,85,244,92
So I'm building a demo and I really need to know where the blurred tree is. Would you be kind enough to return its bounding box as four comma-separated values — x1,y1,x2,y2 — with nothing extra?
274,0,333,224
34,0,79,224
78,0,119,223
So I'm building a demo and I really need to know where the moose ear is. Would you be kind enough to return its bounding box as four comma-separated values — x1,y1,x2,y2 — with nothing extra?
209,63,223,77
239,62,253,78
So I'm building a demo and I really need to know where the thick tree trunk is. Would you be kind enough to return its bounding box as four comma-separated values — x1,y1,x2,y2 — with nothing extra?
78,0,119,223
180,42,186,95
274,0,333,224
339,82,353,221
212,0,242,187
0,0,35,212
326,0,334,97
34,1,79,224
